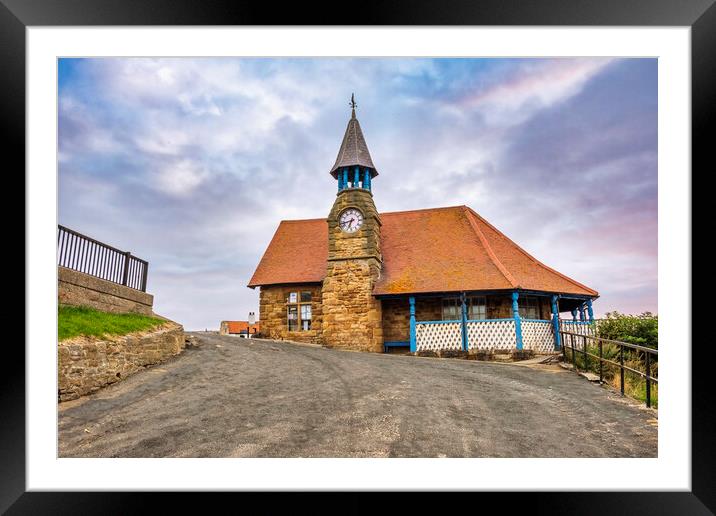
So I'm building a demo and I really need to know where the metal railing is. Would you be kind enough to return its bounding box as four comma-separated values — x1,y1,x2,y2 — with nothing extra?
560,330,657,408
57,225,149,292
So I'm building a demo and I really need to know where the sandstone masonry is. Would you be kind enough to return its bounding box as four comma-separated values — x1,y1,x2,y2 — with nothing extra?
58,322,185,401
58,266,154,315
259,283,323,343
321,188,383,352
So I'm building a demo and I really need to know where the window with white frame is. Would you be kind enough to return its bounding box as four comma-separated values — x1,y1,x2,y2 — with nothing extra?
441,297,461,320
442,296,487,320
300,304,312,330
468,296,487,320
287,304,298,331
287,290,313,331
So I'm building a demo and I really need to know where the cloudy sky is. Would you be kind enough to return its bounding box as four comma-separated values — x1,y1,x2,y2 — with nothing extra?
58,57,657,330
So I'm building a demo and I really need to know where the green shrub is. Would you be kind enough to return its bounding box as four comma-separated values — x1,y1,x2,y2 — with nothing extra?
597,311,658,348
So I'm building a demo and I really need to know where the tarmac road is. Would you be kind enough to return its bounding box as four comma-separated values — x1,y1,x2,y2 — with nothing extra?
58,332,657,458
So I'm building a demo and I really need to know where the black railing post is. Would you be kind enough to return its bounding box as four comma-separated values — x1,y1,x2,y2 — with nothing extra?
141,262,149,292
571,333,576,370
599,339,603,383
645,352,651,408
619,345,625,396
583,334,588,372
121,251,131,286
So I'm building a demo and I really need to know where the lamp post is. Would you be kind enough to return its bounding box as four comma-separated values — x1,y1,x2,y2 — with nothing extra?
248,311,256,339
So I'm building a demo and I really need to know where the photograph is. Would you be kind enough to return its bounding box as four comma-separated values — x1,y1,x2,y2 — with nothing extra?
6,4,706,507
56,56,659,459
0,0,710,506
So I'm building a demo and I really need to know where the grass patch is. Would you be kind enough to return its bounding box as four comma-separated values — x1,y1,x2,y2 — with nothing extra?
608,372,658,408
58,305,166,342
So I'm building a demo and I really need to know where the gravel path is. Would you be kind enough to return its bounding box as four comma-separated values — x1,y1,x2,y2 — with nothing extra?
58,332,658,458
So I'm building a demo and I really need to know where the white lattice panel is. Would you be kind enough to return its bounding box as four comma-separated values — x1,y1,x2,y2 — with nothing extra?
522,321,555,353
560,321,595,338
466,320,516,351
415,322,463,352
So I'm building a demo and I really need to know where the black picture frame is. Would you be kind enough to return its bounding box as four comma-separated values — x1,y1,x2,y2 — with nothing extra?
4,0,710,512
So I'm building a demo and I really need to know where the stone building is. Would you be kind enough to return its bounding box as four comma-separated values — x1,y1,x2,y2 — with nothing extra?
248,99,598,354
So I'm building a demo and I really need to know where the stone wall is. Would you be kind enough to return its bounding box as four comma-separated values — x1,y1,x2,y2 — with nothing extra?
381,297,443,343
321,258,383,352
417,297,442,321
58,322,184,401
258,284,323,344
381,299,409,342
539,297,552,320
58,266,154,315
488,295,512,319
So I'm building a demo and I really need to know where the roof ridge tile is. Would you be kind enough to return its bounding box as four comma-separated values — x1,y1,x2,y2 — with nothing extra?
379,205,466,216
464,206,598,296
278,218,326,224
462,206,519,289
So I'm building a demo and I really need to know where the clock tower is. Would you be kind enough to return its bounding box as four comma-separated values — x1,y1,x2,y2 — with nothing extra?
321,95,383,352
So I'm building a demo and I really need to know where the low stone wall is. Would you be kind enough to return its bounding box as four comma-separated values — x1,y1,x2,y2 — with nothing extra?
58,322,185,401
58,266,154,315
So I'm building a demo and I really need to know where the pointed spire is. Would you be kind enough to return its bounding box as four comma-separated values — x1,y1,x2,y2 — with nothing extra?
330,94,378,178
350,93,357,119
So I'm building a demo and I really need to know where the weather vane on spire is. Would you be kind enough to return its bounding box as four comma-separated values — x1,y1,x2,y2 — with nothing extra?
349,93,357,110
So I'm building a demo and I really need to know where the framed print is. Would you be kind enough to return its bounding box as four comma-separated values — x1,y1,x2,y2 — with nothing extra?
5,0,712,512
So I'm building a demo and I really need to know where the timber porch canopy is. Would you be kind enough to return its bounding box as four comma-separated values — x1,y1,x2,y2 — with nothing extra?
248,205,598,352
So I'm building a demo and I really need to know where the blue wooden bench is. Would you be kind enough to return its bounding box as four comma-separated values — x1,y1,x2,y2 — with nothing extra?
383,341,410,353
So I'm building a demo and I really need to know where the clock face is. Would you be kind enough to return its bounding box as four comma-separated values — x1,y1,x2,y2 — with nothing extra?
338,208,364,233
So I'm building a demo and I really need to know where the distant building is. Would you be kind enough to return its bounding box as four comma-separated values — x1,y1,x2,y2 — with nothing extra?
219,320,260,337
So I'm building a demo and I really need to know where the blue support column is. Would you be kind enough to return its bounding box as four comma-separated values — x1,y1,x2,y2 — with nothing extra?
342,168,348,189
571,308,577,322
337,173,343,191
579,304,586,322
364,169,371,191
512,291,523,350
460,293,468,351
354,166,360,187
551,295,562,351
586,299,594,323
409,296,416,352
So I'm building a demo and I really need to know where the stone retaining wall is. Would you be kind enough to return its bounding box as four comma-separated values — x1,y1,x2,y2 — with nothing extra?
58,322,185,401
58,266,154,315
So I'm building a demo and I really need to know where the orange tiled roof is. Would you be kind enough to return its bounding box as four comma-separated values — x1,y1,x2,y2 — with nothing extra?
247,205,598,297
247,219,328,287
225,321,260,334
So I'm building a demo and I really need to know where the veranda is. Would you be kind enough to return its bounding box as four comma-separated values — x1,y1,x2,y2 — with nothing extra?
381,291,597,354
